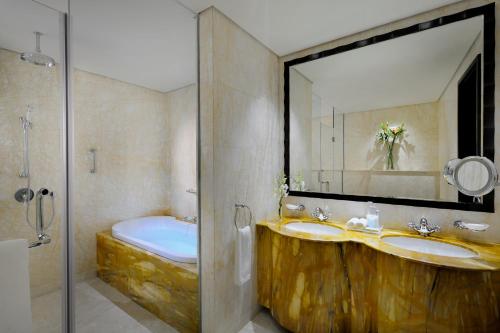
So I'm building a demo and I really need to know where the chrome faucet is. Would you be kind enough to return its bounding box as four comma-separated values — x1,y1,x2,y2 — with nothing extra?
182,216,197,224
312,207,329,222
408,217,440,237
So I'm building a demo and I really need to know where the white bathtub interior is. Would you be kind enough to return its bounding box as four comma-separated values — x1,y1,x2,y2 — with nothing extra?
112,216,198,263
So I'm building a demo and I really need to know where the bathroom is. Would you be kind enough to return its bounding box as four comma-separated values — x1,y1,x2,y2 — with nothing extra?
1,0,500,332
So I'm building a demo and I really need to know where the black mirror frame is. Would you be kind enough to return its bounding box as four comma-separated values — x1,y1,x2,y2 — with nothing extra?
284,4,495,212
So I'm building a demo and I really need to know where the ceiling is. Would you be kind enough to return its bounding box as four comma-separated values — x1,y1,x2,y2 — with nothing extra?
0,0,196,93
293,16,483,114
179,0,461,55
1,0,463,92
71,0,196,93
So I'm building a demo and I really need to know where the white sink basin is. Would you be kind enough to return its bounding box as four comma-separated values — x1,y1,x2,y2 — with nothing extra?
382,236,477,258
284,222,343,236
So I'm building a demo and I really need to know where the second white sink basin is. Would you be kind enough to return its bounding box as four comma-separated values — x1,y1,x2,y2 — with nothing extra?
284,222,344,236
382,236,477,258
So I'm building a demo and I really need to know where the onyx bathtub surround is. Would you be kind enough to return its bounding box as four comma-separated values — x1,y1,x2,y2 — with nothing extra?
97,232,198,332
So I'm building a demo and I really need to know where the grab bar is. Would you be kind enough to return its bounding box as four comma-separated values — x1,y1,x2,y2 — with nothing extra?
89,148,96,173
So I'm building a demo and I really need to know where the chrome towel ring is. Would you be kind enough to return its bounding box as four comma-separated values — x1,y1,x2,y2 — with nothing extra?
234,204,252,230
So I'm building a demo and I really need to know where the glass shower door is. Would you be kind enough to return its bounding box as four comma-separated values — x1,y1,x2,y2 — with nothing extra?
0,1,67,332
70,0,199,332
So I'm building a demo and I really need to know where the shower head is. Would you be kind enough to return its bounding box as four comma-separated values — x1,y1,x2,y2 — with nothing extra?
20,32,55,68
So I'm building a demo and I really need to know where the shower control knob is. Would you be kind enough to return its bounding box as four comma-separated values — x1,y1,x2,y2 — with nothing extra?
15,188,34,203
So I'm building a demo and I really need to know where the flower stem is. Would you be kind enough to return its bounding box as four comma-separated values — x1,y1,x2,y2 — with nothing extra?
278,197,283,218
387,137,396,170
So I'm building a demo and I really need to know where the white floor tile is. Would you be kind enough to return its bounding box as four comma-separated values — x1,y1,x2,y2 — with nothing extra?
239,310,288,333
32,278,178,333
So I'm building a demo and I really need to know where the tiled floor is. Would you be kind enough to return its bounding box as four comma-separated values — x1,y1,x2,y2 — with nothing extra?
32,278,177,333
32,279,285,333
239,310,288,333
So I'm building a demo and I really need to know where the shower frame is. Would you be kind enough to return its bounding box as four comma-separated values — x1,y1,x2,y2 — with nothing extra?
57,4,202,333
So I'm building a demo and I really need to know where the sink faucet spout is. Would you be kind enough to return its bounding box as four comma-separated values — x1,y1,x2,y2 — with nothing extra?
312,207,329,222
408,217,440,237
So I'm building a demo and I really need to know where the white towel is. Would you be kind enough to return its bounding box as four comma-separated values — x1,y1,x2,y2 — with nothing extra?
235,226,252,286
346,218,367,229
0,239,32,333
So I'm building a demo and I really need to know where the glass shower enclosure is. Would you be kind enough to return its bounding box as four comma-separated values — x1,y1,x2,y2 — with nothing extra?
0,0,67,331
0,0,199,332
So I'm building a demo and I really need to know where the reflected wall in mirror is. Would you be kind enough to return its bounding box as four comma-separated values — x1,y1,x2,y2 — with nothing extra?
285,4,495,212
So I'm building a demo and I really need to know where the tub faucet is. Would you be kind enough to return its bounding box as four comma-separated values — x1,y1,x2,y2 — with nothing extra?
182,216,197,224
408,217,440,237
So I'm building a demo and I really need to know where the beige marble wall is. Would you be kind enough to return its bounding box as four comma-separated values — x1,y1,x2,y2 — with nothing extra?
344,102,439,171
199,7,281,333
282,0,500,245
74,75,197,280
341,102,441,199
296,98,441,198
0,48,63,297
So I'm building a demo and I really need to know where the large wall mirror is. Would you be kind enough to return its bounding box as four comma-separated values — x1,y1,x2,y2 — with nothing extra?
284,4,495,212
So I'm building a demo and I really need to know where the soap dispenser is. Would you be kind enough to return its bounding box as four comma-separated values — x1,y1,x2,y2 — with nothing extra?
366,202,380,229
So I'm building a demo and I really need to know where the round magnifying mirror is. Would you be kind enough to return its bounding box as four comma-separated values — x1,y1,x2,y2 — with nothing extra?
443,156,498,198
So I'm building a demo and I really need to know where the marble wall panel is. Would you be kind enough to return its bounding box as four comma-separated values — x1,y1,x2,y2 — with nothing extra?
199,7,282,333
73,69,171,280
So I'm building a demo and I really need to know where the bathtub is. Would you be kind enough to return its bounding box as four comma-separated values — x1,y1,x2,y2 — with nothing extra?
112,216,197,263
